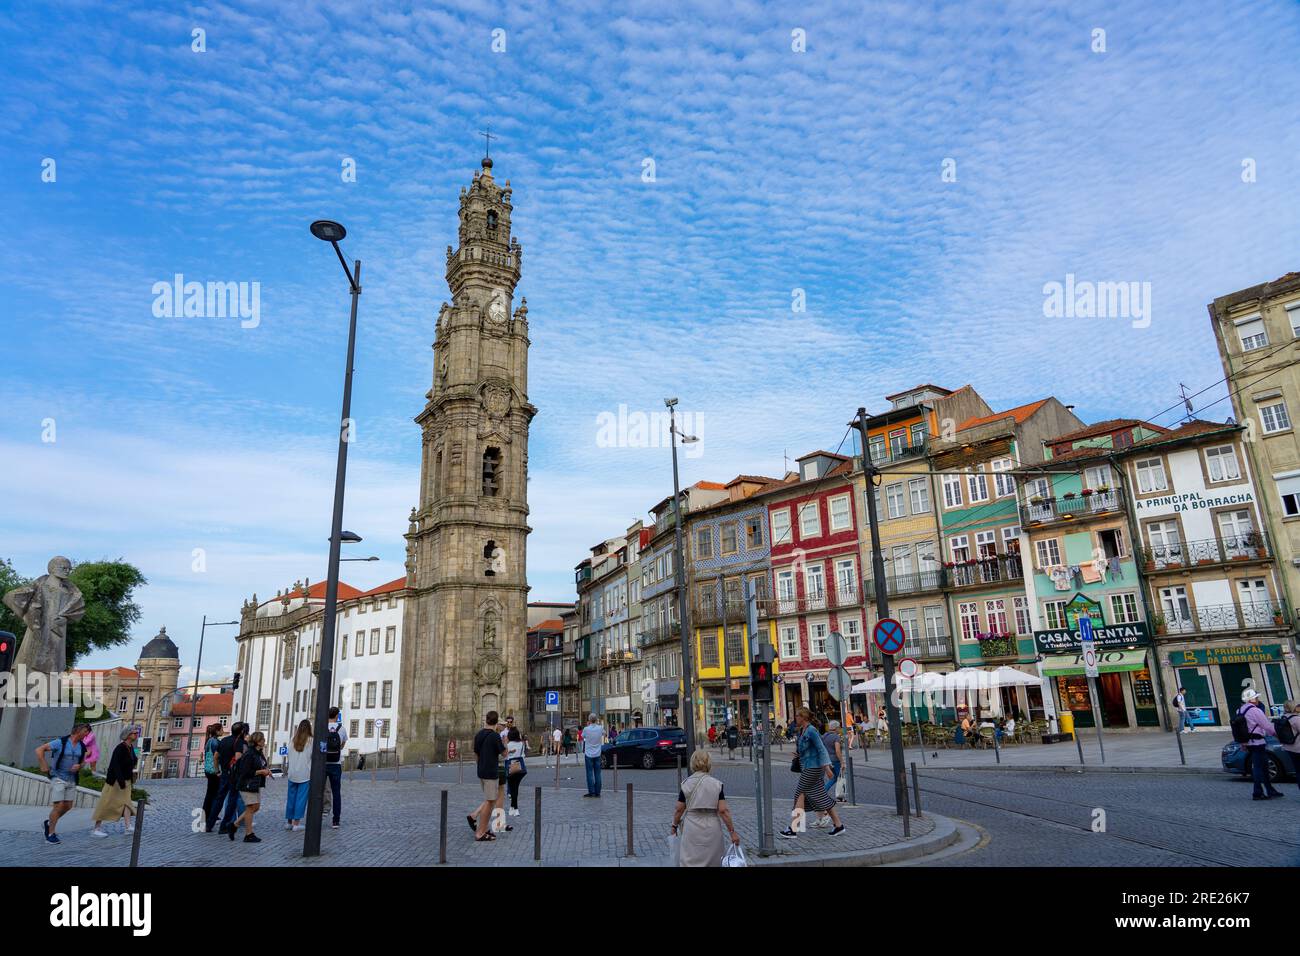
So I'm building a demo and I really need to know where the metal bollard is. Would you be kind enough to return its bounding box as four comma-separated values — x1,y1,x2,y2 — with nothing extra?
676,753,683,788
900,775,911,838
371,759,377,784
534,786,542,862
1174,724,1186,766
625,782,635,857
395,756,401,782
845,755,857,805
459,745,464,784
421,759,426,783
993,731,1001,765
554,748,561,791
911,762,922,818
612,753,618,792
1074,726,1085,765
439,789,448,864
129,798,145,868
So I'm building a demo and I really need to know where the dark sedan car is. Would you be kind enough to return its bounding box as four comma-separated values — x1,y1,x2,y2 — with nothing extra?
601,727,688,769
1221,734,1297,782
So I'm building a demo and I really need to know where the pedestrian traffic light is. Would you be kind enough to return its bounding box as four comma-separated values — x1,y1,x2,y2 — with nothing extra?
0,631,14,676
751,659,774,703
231,672,241,690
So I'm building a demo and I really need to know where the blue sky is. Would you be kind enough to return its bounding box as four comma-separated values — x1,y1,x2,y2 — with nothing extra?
2,0,1298,681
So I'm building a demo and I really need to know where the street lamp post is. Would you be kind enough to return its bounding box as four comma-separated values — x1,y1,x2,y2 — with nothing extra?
666,398,698,754
181,616,238,778
304,219,362,859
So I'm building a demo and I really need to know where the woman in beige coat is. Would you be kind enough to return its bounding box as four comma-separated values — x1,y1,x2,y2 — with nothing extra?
670,750,740,866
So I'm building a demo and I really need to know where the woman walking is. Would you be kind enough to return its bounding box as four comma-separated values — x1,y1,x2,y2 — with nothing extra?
779,707,844,838
201,723,223,824
670,750,740,866
90,728,137,837
284,719,312,831
505,726,528,816
229,731,272,842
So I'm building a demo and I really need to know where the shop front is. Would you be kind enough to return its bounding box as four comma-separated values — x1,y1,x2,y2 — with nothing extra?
701,681,753,729
1162,642,1294,726
1040,649,1160,728
1035,597,1158,730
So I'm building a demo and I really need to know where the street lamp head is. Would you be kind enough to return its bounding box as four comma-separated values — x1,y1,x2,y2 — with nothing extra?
664,397,678,408
681,435,699,444
339,530,363,543
310,220,347,242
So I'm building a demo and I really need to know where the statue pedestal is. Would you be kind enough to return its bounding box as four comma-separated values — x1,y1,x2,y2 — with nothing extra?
0,704,78,769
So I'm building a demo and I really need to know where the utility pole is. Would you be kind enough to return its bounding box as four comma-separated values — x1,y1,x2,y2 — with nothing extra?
746,579,775,855
853,407,908,814
667,399,698,753
719,574,733,735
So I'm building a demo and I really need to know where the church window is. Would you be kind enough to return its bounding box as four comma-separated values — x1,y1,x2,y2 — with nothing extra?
482,447,502,496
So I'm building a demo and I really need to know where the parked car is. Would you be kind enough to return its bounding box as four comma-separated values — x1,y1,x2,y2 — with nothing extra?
601,727,688,769
1221,734,1295,782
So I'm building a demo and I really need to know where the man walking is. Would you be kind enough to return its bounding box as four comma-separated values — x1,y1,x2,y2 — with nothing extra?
1173,686,1193,733
36,721,90,844
1237,689,1284,801
214,721,248,834
551,725,562,766
581,713,605,798
323,706,347,829
470,710,505,841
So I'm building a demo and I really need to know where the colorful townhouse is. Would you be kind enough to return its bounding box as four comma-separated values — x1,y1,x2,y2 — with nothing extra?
929,398,1085,719
760,450,867,720
1123,420,1294,726
686,475,781,730
1018,419,1164,731
855,384,992,672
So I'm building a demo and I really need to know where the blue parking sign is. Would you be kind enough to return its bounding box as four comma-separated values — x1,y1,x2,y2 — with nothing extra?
545,690,559,707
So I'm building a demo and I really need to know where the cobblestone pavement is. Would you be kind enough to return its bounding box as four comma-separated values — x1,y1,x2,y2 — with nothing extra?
0,770,934,867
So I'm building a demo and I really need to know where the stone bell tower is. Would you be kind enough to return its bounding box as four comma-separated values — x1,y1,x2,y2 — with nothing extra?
398,153,535,761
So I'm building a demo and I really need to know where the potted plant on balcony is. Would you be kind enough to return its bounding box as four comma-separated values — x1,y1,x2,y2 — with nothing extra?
1081,487,1094,497
1095,483,1111,493
1164,547,1183,570
1152,612,1167,636
1272,605,1286,627
1030,493,1045,504
1063,492,1076,500
1243,530,1267,559
1141,546,1154,572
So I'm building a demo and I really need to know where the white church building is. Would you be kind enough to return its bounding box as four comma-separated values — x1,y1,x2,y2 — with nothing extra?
231,577,407,765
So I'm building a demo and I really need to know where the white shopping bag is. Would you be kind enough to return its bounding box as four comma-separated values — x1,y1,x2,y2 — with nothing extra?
722,843,748,867
834,774,846,800
667,831,680,867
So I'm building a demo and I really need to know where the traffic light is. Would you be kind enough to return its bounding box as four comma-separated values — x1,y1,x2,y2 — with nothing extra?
751,657,774,704
0,631,15,675
231,672,241,690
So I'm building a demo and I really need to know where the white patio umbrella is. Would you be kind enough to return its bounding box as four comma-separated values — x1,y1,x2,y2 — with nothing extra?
989,665,1045,687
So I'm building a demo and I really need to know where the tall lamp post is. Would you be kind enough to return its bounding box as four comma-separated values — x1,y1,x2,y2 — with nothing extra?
666,398,698,753
303,219,362,858
181,616,238,778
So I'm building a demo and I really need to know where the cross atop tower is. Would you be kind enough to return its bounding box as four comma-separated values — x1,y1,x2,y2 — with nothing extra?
479,126,496,159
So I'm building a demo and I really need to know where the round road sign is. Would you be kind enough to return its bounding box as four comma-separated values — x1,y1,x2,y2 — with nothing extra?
898,657,919,680
873,618,906,655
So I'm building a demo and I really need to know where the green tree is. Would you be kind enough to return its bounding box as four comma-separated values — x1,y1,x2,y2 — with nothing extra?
66,560,147,667
0,557,146,667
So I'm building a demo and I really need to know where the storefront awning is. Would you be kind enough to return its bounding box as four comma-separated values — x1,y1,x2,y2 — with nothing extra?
1040,649,1149,677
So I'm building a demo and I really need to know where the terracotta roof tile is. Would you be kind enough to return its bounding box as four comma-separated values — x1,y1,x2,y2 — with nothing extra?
360,577,407,597
173,693,234,717
693,481,728,491
955,399,1050,432
1047,418,1167,445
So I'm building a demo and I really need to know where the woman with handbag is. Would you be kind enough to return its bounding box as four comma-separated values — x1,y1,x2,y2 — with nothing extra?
284,720,312,831
229,731,272,843
670,749,739,866
90,728,138,837
779,707,844,838
505,726,528,816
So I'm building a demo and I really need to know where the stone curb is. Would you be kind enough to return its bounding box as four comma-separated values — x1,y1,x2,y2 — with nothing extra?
749,808,960,867
900,764,1221,775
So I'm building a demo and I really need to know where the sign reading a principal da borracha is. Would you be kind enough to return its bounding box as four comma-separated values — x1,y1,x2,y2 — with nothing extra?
1168,644,1283,666
1034,621,1151,653
1135,490,1255,513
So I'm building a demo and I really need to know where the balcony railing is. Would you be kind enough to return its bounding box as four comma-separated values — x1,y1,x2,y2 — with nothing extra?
692,599,749,627
1144,533,1272,570
863,569,946,599
1157,600,1288,635
763,590,830,616
1021,488,1125,526
833,583,861,607
869,439,927,466
638,625,682,648
945,555,1023,589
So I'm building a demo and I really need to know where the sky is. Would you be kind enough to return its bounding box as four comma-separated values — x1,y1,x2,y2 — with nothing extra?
2,0,1298,681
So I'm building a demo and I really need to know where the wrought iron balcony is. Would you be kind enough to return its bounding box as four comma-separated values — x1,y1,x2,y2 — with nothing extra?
832,583,861,607
945,555,1024,589
1155,600,1288,636
1021,488,1125,526
1143,532,1272,571
868,439,928,466
638,624,682,648
762,590,831,616
863,568,946,600
692,599,749,627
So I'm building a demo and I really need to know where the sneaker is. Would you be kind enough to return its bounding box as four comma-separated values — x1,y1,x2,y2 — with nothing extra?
243,833,262,843
778,828,798,839
508,808,520,817
331,821,340,829
1268,791,1285,799
46,832,61,845
91,829,108,838
812,816,830,828
292,824,304,831
829,825,846,837
284,822,294,831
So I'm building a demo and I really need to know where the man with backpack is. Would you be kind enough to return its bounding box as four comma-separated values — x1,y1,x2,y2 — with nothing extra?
1277,701,1300,792
211,721,248,834
1234,689,1283,801
35,721,91,844
1172,686,1193,733
323,706,347,829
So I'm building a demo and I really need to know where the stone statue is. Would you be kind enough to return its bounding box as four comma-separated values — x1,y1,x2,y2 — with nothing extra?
0,556,86,766
3,556,85,675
